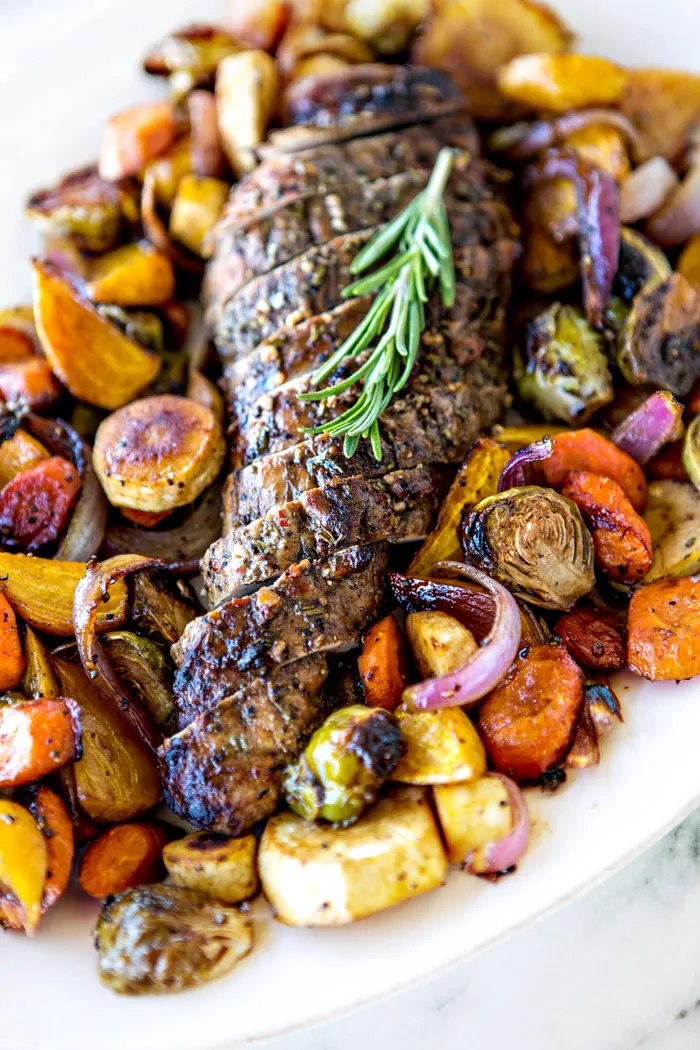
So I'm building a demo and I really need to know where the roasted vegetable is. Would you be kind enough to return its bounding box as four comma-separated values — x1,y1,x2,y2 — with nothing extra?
644,480,700,580
95,884,252,995
433,772,530,872
130,572,198,646
0,429,49,489
99,100,177,181
412,0,572,120
145,137,194,209
520,179,578,294
405,610,477,680
678,234,700,290
498,53,627,112
93,395,225,513
620,67,700,163
0,358,60,411
79,823,169,899
259,785,448,926
143,24,239,96
408,438,511,577
515,303,613,425
345,0,428,53
25,166,127,253
683,415,700,493
647,440,688,484
53,658,161,823
358,614,408,711
32,261,161,410
393,704,486,785
169,175,229,257
186,370,225,429
276,24,373,80
283,705,403,824
478,644,584,781
163,832,258,904
0,554,127,636
542,428,648,513
628,576,700,680
391,573,495,642
0,800,47,934
224,0,290,50
555,608,626,669
29,787,74,915
0,699,80,789
0,593,24,691
23,627,59,700
216,50,279,175
565,122,630,183
0,456,80,551
86,243,175,307
615,227,672,303
461,486,594,610
493,423,568,452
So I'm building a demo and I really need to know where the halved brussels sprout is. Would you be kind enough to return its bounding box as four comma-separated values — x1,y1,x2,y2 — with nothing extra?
143,25,239,99
131,573,198,646
613,227,672,305
461,486,595,610
514,302,614,425
95,884,252,995
95,305,164,354
283,705,403,825
26,167,127,253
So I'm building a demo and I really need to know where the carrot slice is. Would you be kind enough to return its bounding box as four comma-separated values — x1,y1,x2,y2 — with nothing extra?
0,455,81,552
0,359,60,411
628,576,700,680
542,428,648,512
78,822,169,899
478,644,584,781
0,699,80,788
99,101,177,181
358,614,409,712
561,470,652,584
555,607,626,669
0,592,25,690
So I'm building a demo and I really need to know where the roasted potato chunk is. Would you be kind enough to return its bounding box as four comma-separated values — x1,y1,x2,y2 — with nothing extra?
99,100,177,182
393,705,486,785
644,480,700,581
258,786,448,925
86,242,175,307
169,175,229,257
564,123,630,183
433,776,513,867
144,137,193,209
143,24,239,97
223,0,291,51
0,800,47,934
216,50,279,175
498,53,627,113
345,0,428,54
412,0,573,120
93,395,225,513
163,832,258,904
621,67,700,163
405,611,478,680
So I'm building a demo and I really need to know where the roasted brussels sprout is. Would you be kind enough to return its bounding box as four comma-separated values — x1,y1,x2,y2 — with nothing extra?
95,305,164,354
613,227,671,305
95,884,252,995
25,167,127,253
283,705,403,825
514,303,613,425
143,25,239,98
461,486,595,610
130,572,198,646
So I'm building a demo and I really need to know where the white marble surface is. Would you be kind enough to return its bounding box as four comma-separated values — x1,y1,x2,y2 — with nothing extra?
271,808,700,1050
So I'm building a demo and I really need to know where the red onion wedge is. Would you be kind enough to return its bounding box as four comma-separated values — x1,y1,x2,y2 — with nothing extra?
465,774,530,875
584,671,624,738
498,436,553,492
564,702,600,769
611,390,684,464
73,554,165,753
400,562,521,711
490,109,640,163
620,157,678,224
645,163,700,247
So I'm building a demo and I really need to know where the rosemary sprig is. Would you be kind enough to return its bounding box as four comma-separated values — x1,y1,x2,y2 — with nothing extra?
298,147,456,460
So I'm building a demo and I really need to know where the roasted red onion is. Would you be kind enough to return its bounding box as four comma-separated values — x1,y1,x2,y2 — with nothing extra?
564,703,600,769
490,109,640,163
645,163,700,247
611,390,684,464
584,672,624,737
73,554,165,752
188,90,226,178
498,436,553,492
464,774,531,875
400,562,521,711
620,157,678,224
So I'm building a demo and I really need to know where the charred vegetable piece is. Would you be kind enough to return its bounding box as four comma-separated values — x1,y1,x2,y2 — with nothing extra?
493,424,568,452
0,429,50,489
433,772,530,873
620,67,700,164
344,0,427,53
461,486,594,611
0,358,61,411
615,227,671,304
0,554,127,636
143,24,239,95
86,243,175,307
259,786,448,926
565,122,630,183
95,884,252,995
564,701,600,769
561,471,653,584
358,614,408,712
584,671,624,737
276,24,374,80
53,658,161,823
93,395,225,513
646,441,689,483
283,705,403,824
32,261,161,410
163,832,258,905
0,456,80,551
515,303,613,425
393,704,486,785
23,627,59,700
391,573,495,641
144,137,194,209
99,101,177,182
405,610,478,680
0,699,80,789
0,800,47,934
498,53,627,112
169,175,229,257
628,576,700,681
79,823,169,899
130,573,198,646
542,429,648,513
644,480,700,580
216,50,279,175
408,438,511,577
555,608,626,669
25,166,126,253
478,644,584,781
618,274,700,397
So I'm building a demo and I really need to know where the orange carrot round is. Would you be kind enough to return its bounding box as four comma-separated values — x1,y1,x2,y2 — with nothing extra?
542,428,648,512
0,698,80,788
560,470,652,584
78,822,169,900
0,456,81,551
0,592,25,690
628,576,700,680
555,607,626,669
358,613,409,712
478,644,584,781
119,507,172,528
0,359,60,411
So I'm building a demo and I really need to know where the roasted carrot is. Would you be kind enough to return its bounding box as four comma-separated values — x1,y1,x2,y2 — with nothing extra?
120,507,172,528
628,576,700,680
99,101,177,181
555,607,627,669
646,440,690,483
0,456,81,551
542,428,648,512
358,614,409,712
0,698,80,788
0,359,60,411
478,644,584,781
0,592,25,690
78,823,169,899
0,330,35,362
561,470,652,584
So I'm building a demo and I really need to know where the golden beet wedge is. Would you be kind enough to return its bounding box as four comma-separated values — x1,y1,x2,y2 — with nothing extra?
86,242,175,307
93,394,226,512
32,261,161,410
